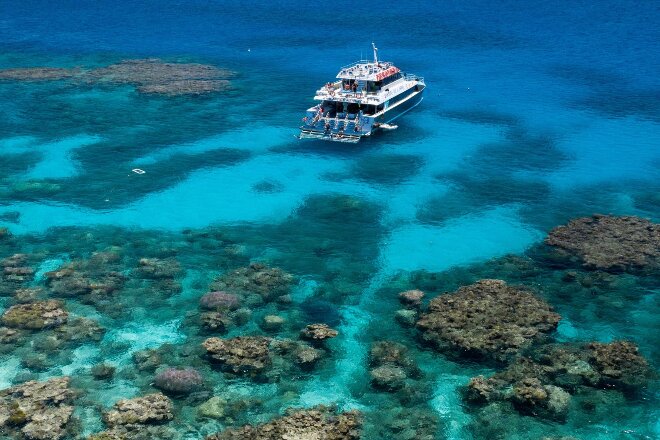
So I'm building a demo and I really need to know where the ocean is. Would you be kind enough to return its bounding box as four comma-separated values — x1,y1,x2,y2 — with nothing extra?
0,0,658,438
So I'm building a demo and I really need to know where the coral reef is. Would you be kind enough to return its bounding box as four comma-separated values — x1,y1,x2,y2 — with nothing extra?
203,335,327,379
464,340,653,421
0,59,233,96
206,406,362,440
203,336,273,377
1,300,68,330
85,59,232,96
368,341,422,392
209,263,294,302
511,377,571,420
199,292,241,311
153,368,204,395
89,393,174,439
299,323,338,343
398,289,425,308
0,67,78,81
45,256,125,303
135,258,182,279
91,363,116,380
545,215,660,271
0,377,74,440
416,280,561,362
587,340,652,389
260,315,285,332
1,254,35,296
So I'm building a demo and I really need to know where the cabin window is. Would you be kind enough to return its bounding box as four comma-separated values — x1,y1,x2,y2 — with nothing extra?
367,81,380,93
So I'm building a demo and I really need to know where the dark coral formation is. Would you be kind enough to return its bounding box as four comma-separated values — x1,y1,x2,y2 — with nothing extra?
1,300,68,330
0,377,74,440
416,280,561,362
202,335,326,379
587,341,652,389
85,59,232,96
209,263,294,302
545,215,660,271
464,340,653,420
89,393,174,439
0,67,78,81
135,258,182,279
45,255,125,303
0,59,232,96
1,254,35,296
206,406,362,440
369,341,422,392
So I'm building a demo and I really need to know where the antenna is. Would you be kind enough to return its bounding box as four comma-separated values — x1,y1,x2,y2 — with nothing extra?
372,42,378,65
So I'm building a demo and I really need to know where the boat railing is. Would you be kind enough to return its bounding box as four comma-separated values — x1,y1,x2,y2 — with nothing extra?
339,60,372,70
405,73,424,83
338,60,395,75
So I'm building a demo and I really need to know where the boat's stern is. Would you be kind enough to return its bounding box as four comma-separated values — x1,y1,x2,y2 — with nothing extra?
299,108,374,143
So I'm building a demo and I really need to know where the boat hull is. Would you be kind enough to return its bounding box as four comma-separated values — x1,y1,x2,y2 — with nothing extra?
299,86,424,143
376,88,424,126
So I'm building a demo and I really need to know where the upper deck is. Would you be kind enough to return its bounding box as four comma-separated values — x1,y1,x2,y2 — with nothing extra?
336,60,400,82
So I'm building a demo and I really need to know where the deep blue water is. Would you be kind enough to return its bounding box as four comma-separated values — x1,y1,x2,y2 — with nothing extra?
0,1,658,439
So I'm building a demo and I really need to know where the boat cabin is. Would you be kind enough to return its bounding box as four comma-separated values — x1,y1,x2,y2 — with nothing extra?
319,100,383,117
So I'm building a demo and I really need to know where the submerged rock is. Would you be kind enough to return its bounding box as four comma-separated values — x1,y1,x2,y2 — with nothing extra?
464,340,653,420
398,289,425,308
53,317,105,343
0,377,74,440
0,67,77,81
260,315,285,332
368,341,421,393
300,323,338,342
1,300,68,330
91,363,116,380
90,393,174,439
132,349,163,372
292,346,322,369
203,335,326,379
587,340,652,389
45,260,125,301
106,394,173,422
203,336,272,377
511,377,570,420
199,291,241,311
1,254,35,295
135,258,182,279
416,280,560,362
0,326,22,345
370,364,407,391
206,405,361,440
197,396,228,421
153,367,204,395
395,309,418,327
13,288,43,304
0,227,11,240
545,215,660,271
200,311,233,333
209,263,293,302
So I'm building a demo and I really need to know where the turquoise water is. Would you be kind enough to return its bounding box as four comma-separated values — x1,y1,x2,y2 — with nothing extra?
0,1,658,438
